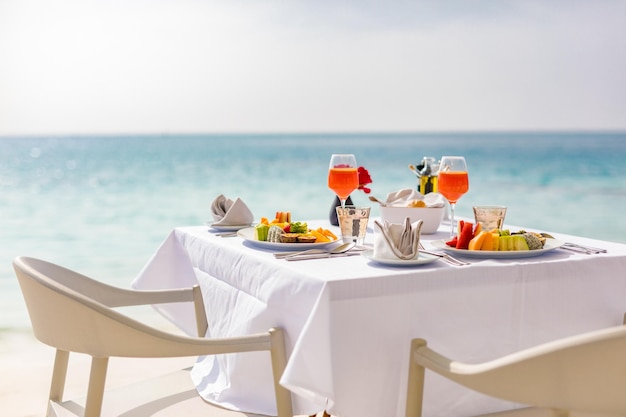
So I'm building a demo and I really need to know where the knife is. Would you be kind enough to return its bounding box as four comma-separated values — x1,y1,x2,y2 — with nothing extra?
284,251,363,261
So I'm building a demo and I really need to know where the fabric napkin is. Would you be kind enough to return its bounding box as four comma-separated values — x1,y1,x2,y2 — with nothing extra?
210,194,254,226
385,188,445,208
373,218,424,260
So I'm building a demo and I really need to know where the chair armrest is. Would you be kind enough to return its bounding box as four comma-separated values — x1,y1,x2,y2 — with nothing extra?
101,286,196,307
92,284,208,337
411,339,457,375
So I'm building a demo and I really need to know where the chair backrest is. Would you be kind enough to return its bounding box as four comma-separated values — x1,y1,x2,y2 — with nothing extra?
13,256,271,358
410,325,626,416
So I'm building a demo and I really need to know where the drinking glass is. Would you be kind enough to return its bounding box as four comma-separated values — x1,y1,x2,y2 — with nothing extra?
438,156,469,238
328,154,358,208
473,206,507,231
336,206,371,245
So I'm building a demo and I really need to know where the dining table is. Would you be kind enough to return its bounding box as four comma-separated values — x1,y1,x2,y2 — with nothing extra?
132,218,626,417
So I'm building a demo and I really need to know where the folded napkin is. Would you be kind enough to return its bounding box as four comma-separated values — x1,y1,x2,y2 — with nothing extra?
373,218,424,260
385,188,445,208
210,194,254,226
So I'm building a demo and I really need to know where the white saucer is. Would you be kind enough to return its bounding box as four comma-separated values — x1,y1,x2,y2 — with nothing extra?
207,223,252,231
361,250,439,266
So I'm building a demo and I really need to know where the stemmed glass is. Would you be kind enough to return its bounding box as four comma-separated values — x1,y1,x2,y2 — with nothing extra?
328,154,358,208
437,156,469,238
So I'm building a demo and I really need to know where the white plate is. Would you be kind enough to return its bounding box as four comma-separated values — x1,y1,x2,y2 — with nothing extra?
237,227,338,250
429,238,565,259
361,250,440,266
207,223,252,231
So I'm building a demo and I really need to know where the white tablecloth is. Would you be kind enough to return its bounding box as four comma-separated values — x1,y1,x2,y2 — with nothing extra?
133,221,626,417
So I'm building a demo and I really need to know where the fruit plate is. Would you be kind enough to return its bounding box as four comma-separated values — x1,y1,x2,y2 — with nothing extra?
430,238,565,259
237,227,338,250
361,250,440,266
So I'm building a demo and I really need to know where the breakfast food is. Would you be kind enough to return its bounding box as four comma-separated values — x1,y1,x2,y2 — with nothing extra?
280,233,300,243
446,220,547,251
254,212,338,243
297,235,317,243
407,199,427,208
255,223,270,241
267,226,284,243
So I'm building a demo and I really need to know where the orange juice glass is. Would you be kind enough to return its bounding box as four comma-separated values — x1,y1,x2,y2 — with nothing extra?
438,171,469,204
439,156,469,237
328,167,358,200
328,154,358,207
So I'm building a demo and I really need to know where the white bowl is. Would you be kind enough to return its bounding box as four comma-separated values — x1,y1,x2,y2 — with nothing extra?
379,205,445,234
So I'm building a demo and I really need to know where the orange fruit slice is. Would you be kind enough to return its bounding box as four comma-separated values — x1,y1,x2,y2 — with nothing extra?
468,231,488,251
480,232,494,251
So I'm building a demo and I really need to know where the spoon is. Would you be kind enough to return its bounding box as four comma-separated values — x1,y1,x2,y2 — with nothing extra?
408,164,421,177
368,195,387,206
274,242,356,259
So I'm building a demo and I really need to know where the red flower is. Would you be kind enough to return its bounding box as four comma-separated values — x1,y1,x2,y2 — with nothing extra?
357,166,372,194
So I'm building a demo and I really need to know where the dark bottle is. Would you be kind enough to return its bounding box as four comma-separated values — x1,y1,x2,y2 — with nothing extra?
329,195,354,226
416,157,439,194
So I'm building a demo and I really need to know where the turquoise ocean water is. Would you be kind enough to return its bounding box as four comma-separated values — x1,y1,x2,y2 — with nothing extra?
2,132,626,331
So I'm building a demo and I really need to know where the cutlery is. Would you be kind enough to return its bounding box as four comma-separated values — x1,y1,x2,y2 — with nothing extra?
561,242,607,254
368,195,387,206
418,242,470,266
274,242,355,259
285,251,363,261
408,164,421,177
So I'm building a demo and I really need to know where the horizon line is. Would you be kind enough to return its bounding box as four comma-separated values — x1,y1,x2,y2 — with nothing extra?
2,128,626,139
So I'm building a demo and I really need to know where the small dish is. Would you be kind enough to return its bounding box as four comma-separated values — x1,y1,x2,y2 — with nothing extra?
361,250,439,266
207,222,252,232
237,227,337,250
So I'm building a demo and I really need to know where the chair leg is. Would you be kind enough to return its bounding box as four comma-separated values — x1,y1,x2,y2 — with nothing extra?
84,356,109,417
47,349,70,416
269,328,294,417
405,339,427,417
192,284,208,337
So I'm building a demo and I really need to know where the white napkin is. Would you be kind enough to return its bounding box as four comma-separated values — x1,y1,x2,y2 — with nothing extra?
385,188,445,208
373,218,423,260
210,194,254,226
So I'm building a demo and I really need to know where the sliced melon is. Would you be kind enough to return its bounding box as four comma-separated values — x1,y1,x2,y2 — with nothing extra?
512,235,530,251
480,232,494,251
468,231,487,251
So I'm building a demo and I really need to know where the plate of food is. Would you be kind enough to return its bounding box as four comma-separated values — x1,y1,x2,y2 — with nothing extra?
430,238,565,259
239,211,340,250
237,227,338,250
361,250,440,266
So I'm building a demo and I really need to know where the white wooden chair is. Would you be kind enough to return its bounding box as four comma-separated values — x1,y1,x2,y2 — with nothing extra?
13,256,294,417
406,325,626,417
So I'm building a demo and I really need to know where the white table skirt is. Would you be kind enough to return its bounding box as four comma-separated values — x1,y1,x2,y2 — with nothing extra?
133,221,626,417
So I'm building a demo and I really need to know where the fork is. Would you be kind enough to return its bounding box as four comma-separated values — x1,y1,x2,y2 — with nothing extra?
561,242,607,255
419,242,470,266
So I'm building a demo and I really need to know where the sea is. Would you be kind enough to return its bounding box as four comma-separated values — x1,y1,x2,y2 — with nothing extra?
2,132,626,332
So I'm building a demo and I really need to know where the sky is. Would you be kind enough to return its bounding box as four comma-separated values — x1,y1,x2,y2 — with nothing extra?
1,0,625,135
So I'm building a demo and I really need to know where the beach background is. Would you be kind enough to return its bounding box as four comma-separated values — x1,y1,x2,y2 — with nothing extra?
3,132,626,327
2,133,626,415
